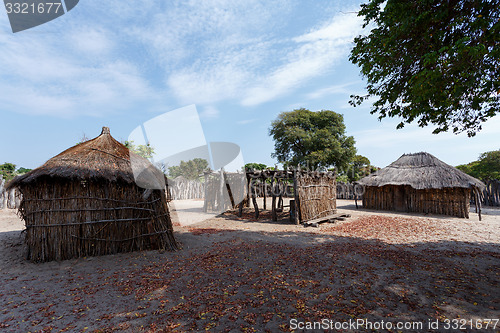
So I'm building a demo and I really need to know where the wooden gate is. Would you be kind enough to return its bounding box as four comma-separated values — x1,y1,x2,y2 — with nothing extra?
295,171,336,224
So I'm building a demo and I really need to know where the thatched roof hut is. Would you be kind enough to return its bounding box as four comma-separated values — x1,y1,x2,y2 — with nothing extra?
7,127,178,262
356,152,485,218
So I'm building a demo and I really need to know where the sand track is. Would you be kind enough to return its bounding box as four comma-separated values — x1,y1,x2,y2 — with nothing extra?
0,199,498,332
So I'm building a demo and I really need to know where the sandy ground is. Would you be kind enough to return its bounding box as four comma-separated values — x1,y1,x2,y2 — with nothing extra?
0,200,499,332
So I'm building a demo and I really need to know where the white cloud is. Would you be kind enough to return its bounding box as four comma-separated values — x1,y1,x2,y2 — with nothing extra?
70,27,114,55
294,13,363,43
237,119,256,125
129,1,286,69
167,63,250,105
200,106,220,119
125,1,362,107
149,1,287,105
0,23,159,117
0,1,364,118
0,83,76,117
241,12,364,106
306,82,359,100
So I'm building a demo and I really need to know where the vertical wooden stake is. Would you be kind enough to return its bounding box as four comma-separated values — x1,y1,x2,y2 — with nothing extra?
251,180,259,219
218,168,225,212
203,172,208,212
0,175,5,210
263,178,267,210
224,172,235,209
293,169,300,225
476,188,482,221
271,176,277,221
246,175,251,207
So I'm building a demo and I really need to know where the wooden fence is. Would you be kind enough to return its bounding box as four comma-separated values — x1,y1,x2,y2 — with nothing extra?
203,171,246,213
247,180,361,201
169,176,204,200
295,172,336,223
244,179,356,200
0,175,21,209
2,174,498,210
336,182,361,200
481,180,500,207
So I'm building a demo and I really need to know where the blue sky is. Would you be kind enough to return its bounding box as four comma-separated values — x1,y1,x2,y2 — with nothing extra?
1,0,499,171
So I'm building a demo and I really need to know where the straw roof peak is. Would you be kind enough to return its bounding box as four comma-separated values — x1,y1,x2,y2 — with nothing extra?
357,152,485,190
7,127,159,188
101,126,110,135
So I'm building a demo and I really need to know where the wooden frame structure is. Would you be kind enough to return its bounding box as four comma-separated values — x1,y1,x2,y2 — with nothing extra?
203,169,337,224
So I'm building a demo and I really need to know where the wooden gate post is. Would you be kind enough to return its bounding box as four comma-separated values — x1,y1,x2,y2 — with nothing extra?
293,169,300,225
271,175,277,221
0,175,5,210
475,188,482,221
218,168,225,212
203,173,209,212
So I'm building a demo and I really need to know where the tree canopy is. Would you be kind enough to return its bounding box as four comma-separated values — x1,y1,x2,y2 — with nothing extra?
0,163,32,181
168,158,209,180
16,167,32,174
0,163,16,181
123,140,155,159
350,0,500,137
349,155,378,181
245,163,268,171
336,155,378,182
269,108,356,170
456,149,500,181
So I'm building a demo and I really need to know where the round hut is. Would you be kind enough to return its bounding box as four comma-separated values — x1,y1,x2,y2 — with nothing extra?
356,152,485,218
7,127,179,262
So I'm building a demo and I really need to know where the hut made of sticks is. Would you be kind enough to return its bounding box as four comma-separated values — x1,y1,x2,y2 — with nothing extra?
356,152,485,218
225,169,336,224
7,127,178,262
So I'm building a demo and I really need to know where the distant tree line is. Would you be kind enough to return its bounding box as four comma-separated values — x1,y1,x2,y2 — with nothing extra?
0,163,32,181
456,149,500,181
168,158,209,180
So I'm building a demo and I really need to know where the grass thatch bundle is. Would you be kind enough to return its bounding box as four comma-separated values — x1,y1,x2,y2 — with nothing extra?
7,127,178,262
357,152,485,218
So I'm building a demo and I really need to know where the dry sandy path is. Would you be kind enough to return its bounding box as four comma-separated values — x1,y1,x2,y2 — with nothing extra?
0,200,499,332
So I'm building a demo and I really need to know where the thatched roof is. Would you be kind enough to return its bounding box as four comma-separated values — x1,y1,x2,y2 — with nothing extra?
8,127,164,189
356,152,485,191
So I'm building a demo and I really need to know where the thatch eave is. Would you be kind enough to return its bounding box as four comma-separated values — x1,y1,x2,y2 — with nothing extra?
356,152,486,191
7,166,135,189
7,127,164,190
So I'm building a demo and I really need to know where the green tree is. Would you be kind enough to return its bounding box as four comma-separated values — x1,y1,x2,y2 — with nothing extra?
336,174,350,183
269,108,356,170
340,155,378,182
349,155,371,181
245,163,268,171
0,163,16,181
457,149,500,180
168,158,209,180
350,0,500,137
352,155,370,170
123,140,155,159
16,167,32,175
